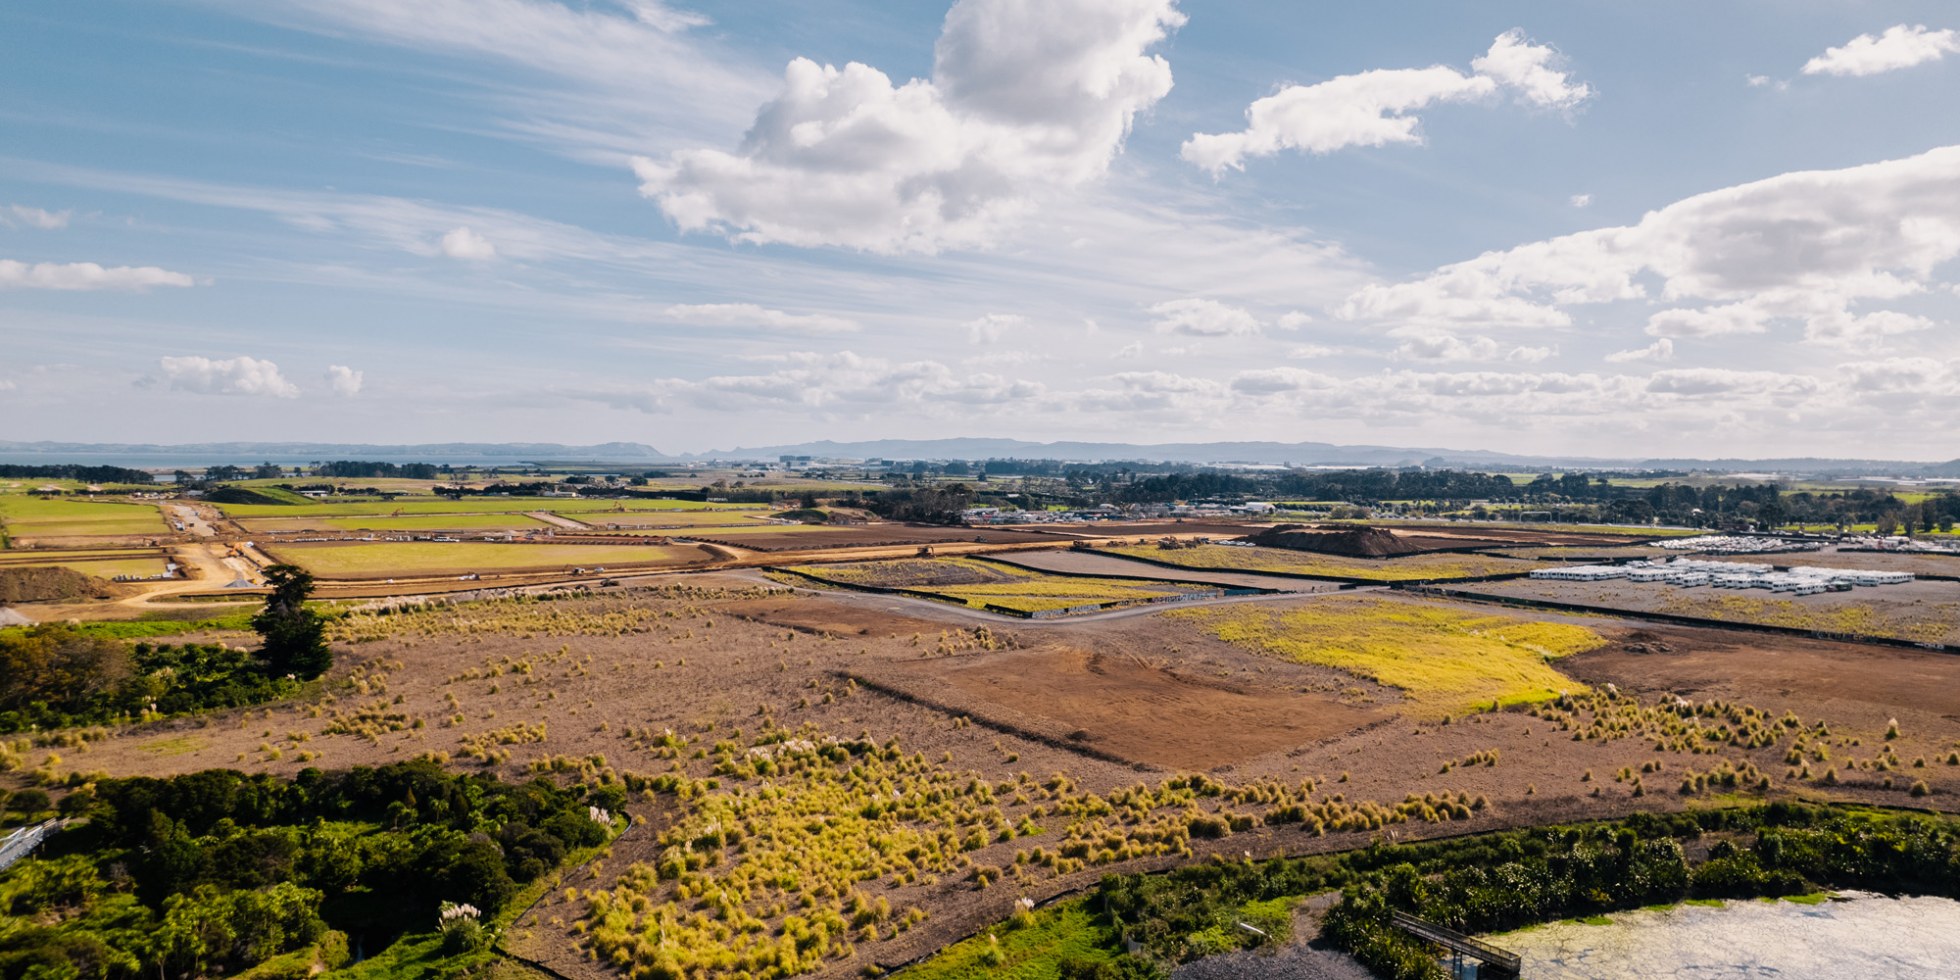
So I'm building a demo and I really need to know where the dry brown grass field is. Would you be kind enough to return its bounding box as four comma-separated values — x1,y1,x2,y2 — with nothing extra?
13,565,1956,980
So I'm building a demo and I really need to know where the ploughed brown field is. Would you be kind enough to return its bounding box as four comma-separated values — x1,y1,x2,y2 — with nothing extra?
850,645,1389,771
42,573,1960,980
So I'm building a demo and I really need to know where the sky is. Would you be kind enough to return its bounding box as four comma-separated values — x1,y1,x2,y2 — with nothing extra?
4,0,1959,459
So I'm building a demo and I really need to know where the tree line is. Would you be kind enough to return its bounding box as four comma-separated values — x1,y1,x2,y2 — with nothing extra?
312,460,444,479
1,761,618,979
0,465,153,485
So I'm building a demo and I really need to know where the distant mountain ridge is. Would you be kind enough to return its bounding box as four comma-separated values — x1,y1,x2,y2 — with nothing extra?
2,439,1955,477
0,441,666,463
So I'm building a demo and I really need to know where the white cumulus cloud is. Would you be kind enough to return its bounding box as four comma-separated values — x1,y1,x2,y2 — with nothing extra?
0,260,194,291
633,0,1185,253
1803,24,1959,78
965,312,1026,343
440,226,497,260
325,365,365,397
1183,29,1589,174
1338,145,1960,343
1149,297,1261,336
158,356,300,398
2,205,71,230
1469,29,1594,109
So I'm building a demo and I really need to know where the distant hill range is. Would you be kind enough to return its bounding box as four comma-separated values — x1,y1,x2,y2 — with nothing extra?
3,439,1956,478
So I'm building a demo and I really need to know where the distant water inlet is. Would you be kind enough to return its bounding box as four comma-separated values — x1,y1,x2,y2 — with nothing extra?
1492,893,1960,980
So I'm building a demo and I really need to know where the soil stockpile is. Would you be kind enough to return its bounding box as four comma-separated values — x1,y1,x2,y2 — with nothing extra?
1240,524,1421,558
0,565,120,603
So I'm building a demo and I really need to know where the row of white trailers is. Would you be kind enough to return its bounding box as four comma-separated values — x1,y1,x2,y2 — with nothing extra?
1530,559,1913,595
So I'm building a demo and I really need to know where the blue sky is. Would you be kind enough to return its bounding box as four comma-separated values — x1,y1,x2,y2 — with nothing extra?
4,0,1959,458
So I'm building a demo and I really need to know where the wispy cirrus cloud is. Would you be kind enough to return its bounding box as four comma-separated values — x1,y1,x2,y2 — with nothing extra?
663,303,860,335
212,0,771,160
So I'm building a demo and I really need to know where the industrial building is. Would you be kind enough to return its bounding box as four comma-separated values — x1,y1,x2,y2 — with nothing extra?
1530,558,1912,594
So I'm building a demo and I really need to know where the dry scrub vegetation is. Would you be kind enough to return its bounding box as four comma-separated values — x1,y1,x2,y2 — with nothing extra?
18,580,1960,980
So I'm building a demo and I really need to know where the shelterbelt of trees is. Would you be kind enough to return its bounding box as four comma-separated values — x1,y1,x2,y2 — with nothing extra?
0,762,617,980
858,468,1958,529
0,465,154,485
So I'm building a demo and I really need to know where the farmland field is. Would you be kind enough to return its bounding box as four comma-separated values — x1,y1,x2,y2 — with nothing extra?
1103,543,1547,581
0,546,175,579
782,555,1224,612
0,493,169,538
235,513,554,533
262,540,711,578
685,523,1046,551
213,496,767,518
988,548,1338,592
564,509,780,529
1479,543,1680,561
1459,576,1960,645
18,564,1960,980
2,555,174,579
1172,595,1605,717
1369,519,1703,538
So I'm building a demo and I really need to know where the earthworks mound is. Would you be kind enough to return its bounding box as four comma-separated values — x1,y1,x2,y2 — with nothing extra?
1240,524,1421,558
0,566,122,603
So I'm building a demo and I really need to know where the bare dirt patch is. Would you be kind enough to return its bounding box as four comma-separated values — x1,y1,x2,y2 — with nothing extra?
854,645,1388,771
1564,625,1960,739
716,593,956,637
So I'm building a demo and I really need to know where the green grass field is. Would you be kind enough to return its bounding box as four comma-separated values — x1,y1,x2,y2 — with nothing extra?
560,509,775,529
1173,596,1603,717
0,493,170,538
264,541,708,577
901,901,1124,979
235,513,553,533
1105,544,1545,581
